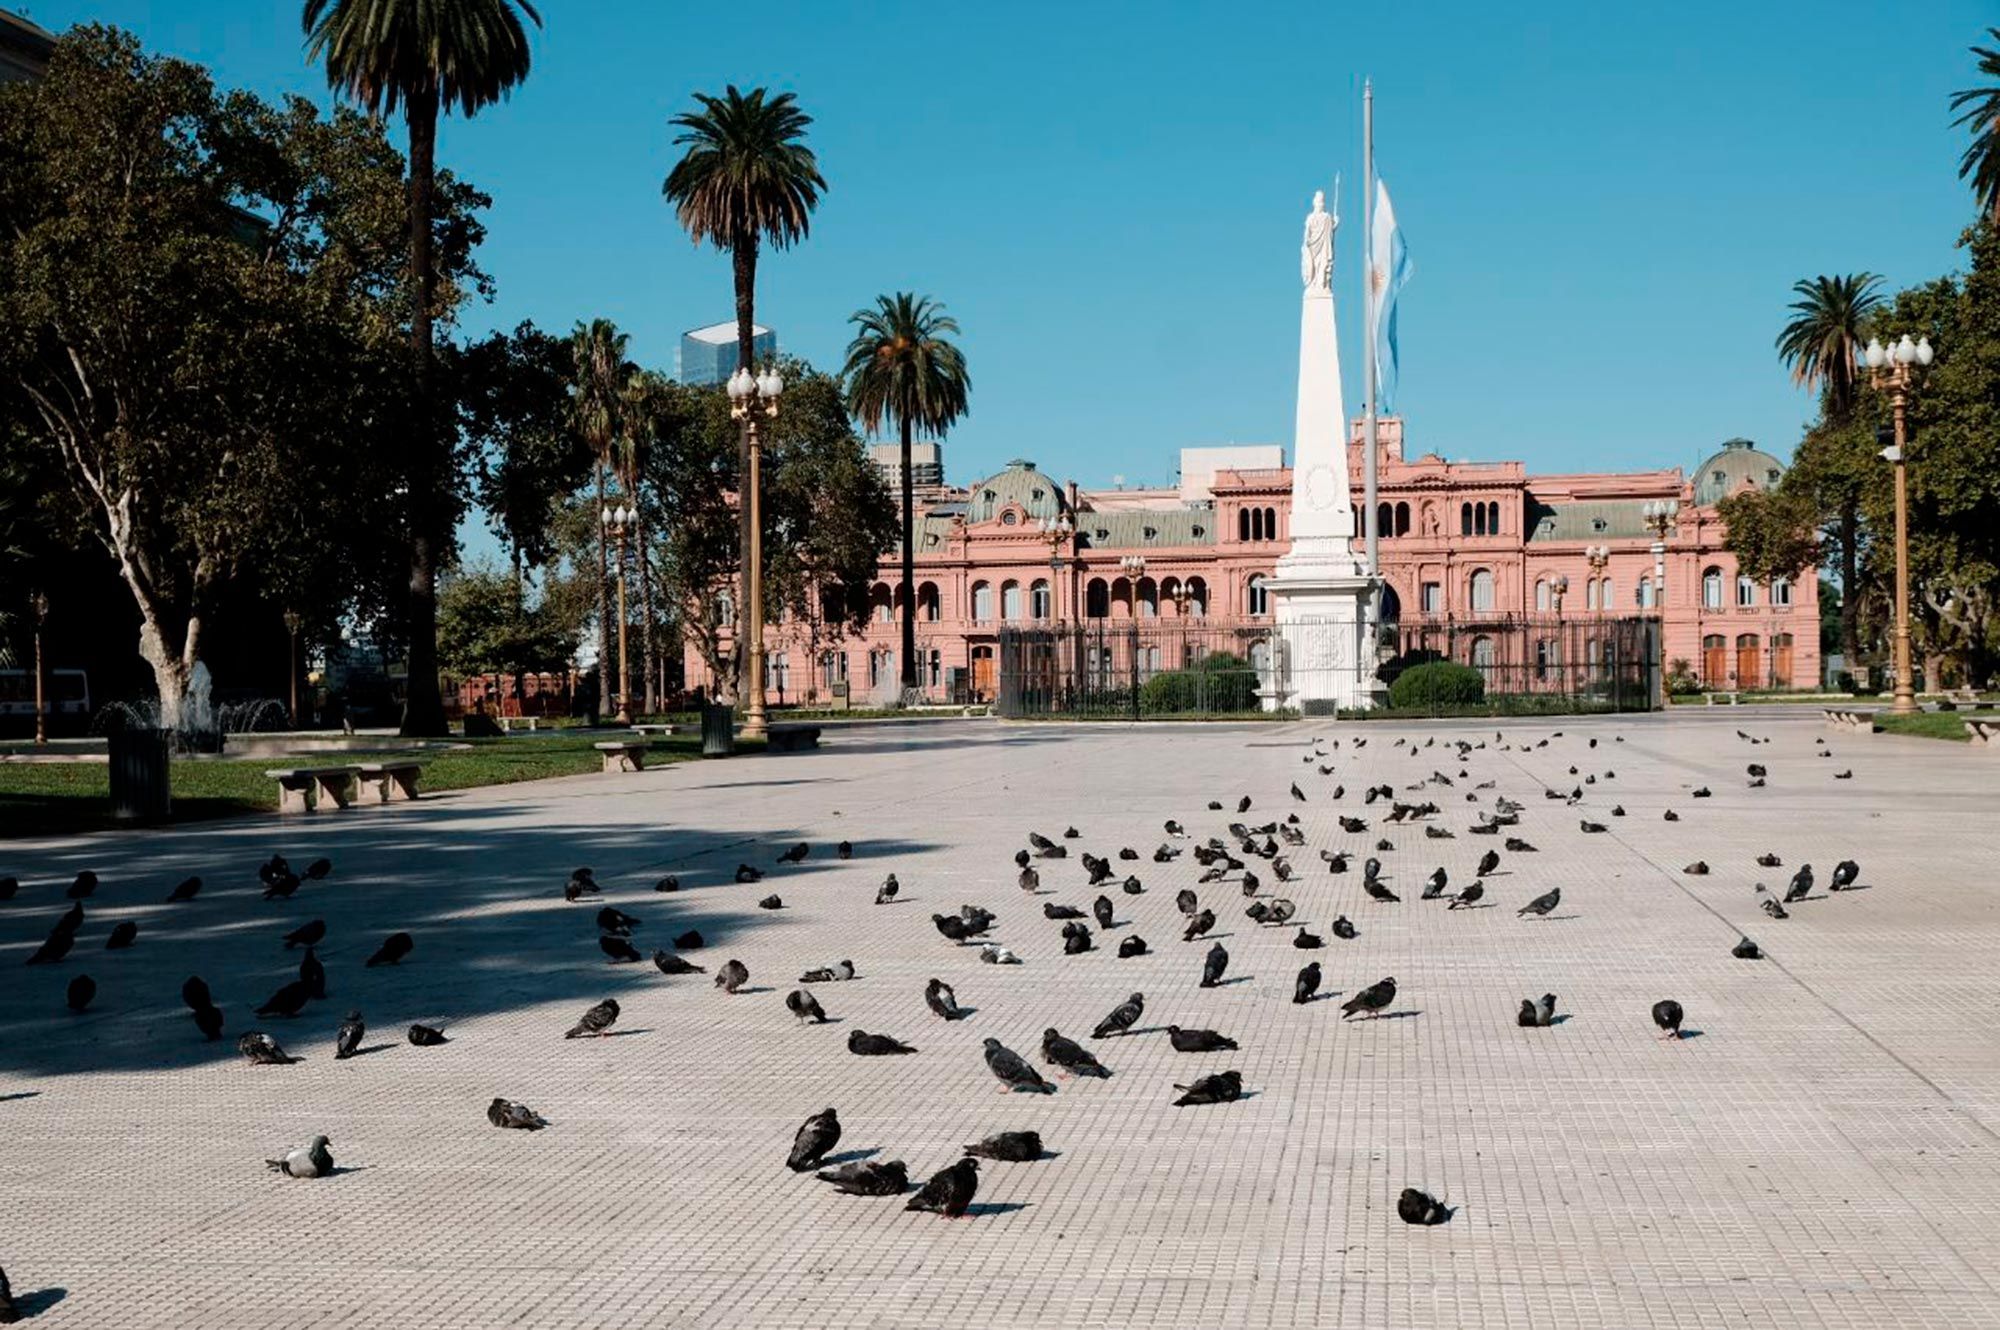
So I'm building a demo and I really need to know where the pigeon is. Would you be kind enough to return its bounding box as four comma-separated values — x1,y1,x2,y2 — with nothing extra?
1042,1028,1110,1077
964,1131,1042,1161
1476,850,1500,876
1397,1187,1451,1225
193,1003,225,1041
1756,852,1782,868
735,864,764,883
599,935,642,964
978,1036,1052,1093
1747,763,1767,779
978,943,1022,965
1200,942,1229,988
655,875,680,892
256,980,311,1018
1684,861,1709,876
653,950,704,975
1175,888,1199,917
1294,927,1323,948
878,874,902,904
66,870,97,900
266,1135,334,1178
1516,998,1539,1028
283,919,326,949
333,1011,365,1059
1448,883,1484,910
262,869,301,900
25,928,72,967
673,929,704,950
1182,909,1216,942
1015,849,1032,868
1534,993,1557,1027
906,1158,980,1218
105,920,138,950
1264,898,1297,925
848,1029,917,1056
1732,937,1762,960
52,900,83,937
181,975,212,1010
785,1107,841,1171
1505,838,1537,853
1830,860,1860,891
1063,826,1081,839
1093,993,1144,1039
1119,847,1139,861
1692,787,1712,798
0,876,13,901
562,875,596,903
487,1097,548,1130
1122,874,1146,895
715,959,750,994
1093,895,1115,929
1422,868,1448,900
298,946,326,999
364,932,413,967
786,989,828,1024
1116,935,1149,958
166,876,202,903
933,913,985,943
799,960,855,983
1245,901,1271,924
1652,999,1685,1040
564,998,620,1039
237,1031,298,1065
1833,769,1854,780
1044,902,1085,920
1516,888,1561,918
303,858,332,881
758,894,784,910
816,1160,908,1195
1237,795,1252,813
778,842,809,864
1664,809,1680,821
597,906,641,935
1784,865,1814,903
1363,877,1400,904
407,1023,449,1046
1579,820,1607,834
1291,782,1306,802
66,973,95,1012
1341,976,1397,1020
924,978,963,1021
1058,921,1092,955
1172,1070,1243,1106
1293,962,1322,1004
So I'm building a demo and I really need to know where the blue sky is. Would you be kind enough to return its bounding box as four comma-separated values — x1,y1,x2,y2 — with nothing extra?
24,1,1992,499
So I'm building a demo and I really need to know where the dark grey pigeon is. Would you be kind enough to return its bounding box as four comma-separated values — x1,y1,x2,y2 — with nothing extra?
298,947,326,999
1168,1025,1238,1052
1264,899,1296,926
878,874,902,904
785,988,828,1024
488,1097,548,1130
283,919,326,949
106,920,138,949
1341,976,1396,1020
1784,864,1814,903
758,894,784,910
1363,878,1400,903
1061,922,1093,954
1652,999,1685,1039
1476,849,1500,876
984,1037,1053,1092
334,1011,365,1059
964,1130,1042,1161
238,1031,298,1065
256,980,311,1018
304,858,333,881
1093,895,1115,929
1182,909,1216,942
1172,1070,1243,1106
673,929,704,950
66,973,95,1012
1200,942,1229,988
715,959,749,994
266,1135,334,1179
656,875,680,892
1683,861,1709,876
1398,1187,1450,1225
1422,868,1448,900
1731,937,1761,960
905,1158,979,1218
1516,888,1561,918
167,876,202,902
924,978,963,1021
407,1023,449,1046
564,998,620,1039
1094,993,1144,1038
1830,860,1860,891
599,935,642,964
1448,883,1484,910
1294,927,1323,948
815,1159,907,1195
597,906,640,935
193,1003,225,1041
67,870,97,900
1516,998,1539,1028
1175,888,1199,916
1044,902,1085,920
364,932,412,967
1293,962,1322,1005
848,1029,917,1056
52,900,84,938
786,1107,840,1171
183,975,213,1013
1041,1028,1109,1078
653,950,704,975
1117,935,1149,958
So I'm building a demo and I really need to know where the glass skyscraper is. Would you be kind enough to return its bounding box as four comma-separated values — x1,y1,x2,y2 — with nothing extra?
678,321,775,385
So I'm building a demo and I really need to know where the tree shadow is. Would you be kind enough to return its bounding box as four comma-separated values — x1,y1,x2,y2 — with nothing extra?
960,1201,1031,1219
1207,975,1254,987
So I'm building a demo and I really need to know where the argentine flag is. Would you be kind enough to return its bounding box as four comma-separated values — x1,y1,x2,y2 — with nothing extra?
1369,178,1411,413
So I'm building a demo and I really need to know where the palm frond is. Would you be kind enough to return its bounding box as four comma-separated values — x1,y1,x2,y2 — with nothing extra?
661,85,825,253
303,0,541,119
840,292,971,439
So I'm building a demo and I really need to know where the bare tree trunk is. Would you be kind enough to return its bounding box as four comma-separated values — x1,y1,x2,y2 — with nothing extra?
399,96,447,737
732,236,759,705
899,414,918,691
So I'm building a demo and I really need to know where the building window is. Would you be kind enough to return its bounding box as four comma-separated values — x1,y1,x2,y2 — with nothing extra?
1469,568,1495,612
1470,636,1495,668
1737,574,1756,608
1702,633,1727,683
1247,574,1270,616
1534,638,1552,680
1599,578,1613,612
1395,501,1411,536
716,590,735,628
928,650,942,687
1001,509,1017,525
1473,503,1488,536
1030,580,1051,619
1238,508,1250,542
919,582,940,622
1584,579,1598,612
1460,503,1473,537
972,581,993,622
1487,501,1501,535
1376,502,1393,539
1771,576,1792,607
767,652,789,697
1535,579,1551,612
821,651,848,687
872,583,893,623
1085,578,1109,618
1421,582,1442,614
1137,578,1158,618
1638,576,1655,609
1001,580,1022,621
1702,567,1724,610
1186,576,1208,616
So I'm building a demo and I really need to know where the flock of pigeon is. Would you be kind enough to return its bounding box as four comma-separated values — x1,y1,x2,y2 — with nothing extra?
0,720,1874,1311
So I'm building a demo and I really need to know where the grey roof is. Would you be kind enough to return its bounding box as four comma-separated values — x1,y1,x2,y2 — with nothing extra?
964,460,1066,523
1075,509,1217,550
1693,438,1785,506
1526,500,1652,543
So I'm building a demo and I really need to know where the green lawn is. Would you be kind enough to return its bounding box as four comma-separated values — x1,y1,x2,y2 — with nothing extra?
0,733,732,839
1872,709,1999,742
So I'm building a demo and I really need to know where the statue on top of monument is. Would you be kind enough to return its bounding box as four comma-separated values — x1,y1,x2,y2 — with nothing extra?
1300,187,1336,291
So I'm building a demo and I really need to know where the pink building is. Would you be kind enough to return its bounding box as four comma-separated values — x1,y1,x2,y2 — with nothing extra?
691,420,1818,705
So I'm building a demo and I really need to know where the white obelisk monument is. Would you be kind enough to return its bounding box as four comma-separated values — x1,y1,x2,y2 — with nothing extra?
1264,189,1380,711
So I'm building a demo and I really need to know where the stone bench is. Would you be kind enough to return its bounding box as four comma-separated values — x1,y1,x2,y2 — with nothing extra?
1966,717,2000,747
355,760,424,803
266,766,358,814
498,715,541,732
767,724,821,752
593,740,648,773
1704,691,1740,706
1822,708,1879,734
630,723,681,737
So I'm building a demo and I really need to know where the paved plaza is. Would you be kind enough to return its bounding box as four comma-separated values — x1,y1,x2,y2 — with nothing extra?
4,711,2000,1328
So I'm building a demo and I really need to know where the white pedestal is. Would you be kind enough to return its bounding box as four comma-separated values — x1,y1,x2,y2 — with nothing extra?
1264,558,1381,713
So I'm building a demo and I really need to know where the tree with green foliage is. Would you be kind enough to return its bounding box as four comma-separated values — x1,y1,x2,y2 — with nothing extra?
436,560,577,686
569,318,634,712
1952,29,2000,224
841,293,971,694
457,320,589,575
662,86,825,697
303,0,541,736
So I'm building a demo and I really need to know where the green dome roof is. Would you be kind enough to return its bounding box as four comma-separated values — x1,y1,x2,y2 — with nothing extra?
1693,438,1785,506
964,459,1066,524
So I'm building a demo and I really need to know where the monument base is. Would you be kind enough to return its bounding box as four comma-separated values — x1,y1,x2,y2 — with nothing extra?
1263,558,1382,713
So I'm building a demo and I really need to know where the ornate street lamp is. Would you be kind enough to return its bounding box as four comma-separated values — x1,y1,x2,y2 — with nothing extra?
283,609,303,728
1584,544,1610,607
1860,333,1935,715
1037,515,1074,621
601,503,636,725
1642,499,1679,707
30,589,49,747
728,366,783,737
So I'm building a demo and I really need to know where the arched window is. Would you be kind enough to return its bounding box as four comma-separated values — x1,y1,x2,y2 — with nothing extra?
1110,577,1133,618
1535,579,1551,612
1247,574,1270,615
716,589,735,627
1474,503,1488,536
1265,507,1277,539
1085,578,1109,618
918,582,941,622
1469,568,1495,612
1460,503,1473,536
1487,502,1501,535
1376,502,1393,539
1030,579,1051,619
1395,502,1411,536
1599,577,1613,612
1186,576,1208,617
1702,567,1724,610
1137,578,1158,617
821,650,847,686
1000,580,1022,621
820,585,844,623
1736,574,1756,608
1237,508,1250,542
971,581,993,622
1534,638,1553,681
870,583,893,623
1158,577,1181,614
1638,576,1655,609
1470,636,1496,668
1771,576,1793,607
1585,579,1598,612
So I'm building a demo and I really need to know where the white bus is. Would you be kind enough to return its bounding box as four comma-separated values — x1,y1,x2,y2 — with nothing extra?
0,668,91,735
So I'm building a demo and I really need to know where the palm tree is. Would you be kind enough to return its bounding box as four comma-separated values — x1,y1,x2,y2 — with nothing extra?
663,86,824,699
303,0,541,737
841,293,971,694
1775,272,1883,678
571,319,632,718
1952,30,2000,223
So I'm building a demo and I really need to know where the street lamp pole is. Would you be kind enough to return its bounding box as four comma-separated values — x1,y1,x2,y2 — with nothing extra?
1861,334,1934,717
1643,499,1680,708
283,609,302,728
729,367,784,739
31,589,49,747
601,504,635,725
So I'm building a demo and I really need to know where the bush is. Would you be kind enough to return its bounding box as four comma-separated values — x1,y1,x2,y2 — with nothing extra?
1138,652,1260,714
1666,658,1701,698
1389,661,1485,710
1377,647,1443,688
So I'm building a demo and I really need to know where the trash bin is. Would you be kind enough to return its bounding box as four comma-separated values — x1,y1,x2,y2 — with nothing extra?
108,727,172,823
701,702,735,757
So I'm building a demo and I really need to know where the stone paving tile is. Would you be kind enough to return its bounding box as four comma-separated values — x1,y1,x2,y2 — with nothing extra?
1,710,1998,1327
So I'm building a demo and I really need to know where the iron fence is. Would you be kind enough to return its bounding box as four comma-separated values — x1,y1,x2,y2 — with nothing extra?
995,614,1659,719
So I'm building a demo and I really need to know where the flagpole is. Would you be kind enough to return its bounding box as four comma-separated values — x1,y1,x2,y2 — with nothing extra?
1362,80,1379,580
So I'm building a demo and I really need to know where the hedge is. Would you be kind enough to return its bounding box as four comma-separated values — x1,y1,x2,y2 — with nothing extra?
1388,660,1486,709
